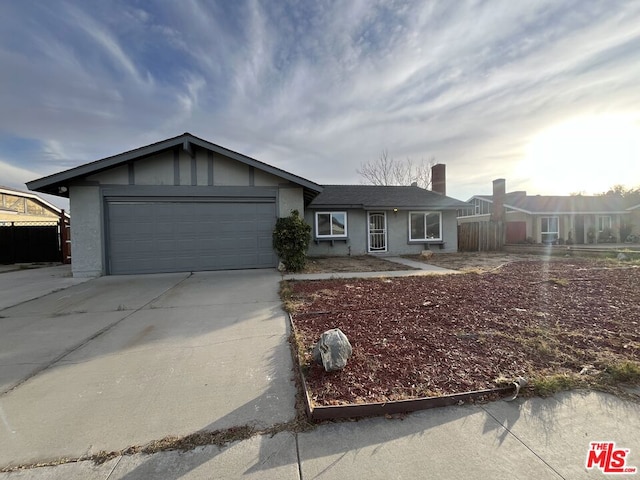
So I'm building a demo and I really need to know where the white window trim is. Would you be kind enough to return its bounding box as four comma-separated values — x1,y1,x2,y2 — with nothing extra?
597,215,612,232
315,211,348,238
541,216,559,242
408,211,443,242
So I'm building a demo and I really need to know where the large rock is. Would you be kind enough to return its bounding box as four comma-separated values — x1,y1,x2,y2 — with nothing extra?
312,328,353,372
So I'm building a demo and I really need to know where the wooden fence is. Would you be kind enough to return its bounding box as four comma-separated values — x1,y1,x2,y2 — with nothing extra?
458,222,505,252
0,215,71,264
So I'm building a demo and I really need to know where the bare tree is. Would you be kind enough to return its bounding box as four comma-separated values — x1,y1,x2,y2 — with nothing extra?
357,150,435,189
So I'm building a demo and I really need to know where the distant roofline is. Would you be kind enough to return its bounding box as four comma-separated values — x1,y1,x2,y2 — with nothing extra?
0,185,68,217
465,193,633,214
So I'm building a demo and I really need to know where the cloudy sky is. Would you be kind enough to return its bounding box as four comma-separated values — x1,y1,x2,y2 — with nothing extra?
2,0,640,208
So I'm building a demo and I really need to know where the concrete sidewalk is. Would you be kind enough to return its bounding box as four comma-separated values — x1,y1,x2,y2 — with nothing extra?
1,390,638,479
283,257,458,281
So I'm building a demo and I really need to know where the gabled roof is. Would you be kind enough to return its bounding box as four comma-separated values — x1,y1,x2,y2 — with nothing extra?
27,132,323,197
0,185,69,217
471,193,633,214
309,185,469,210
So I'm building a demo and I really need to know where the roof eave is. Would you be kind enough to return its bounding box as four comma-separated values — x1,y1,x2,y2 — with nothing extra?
27,133,323,197
527,210,631,215
308,203,365,210
308,203,468,210
27,133,190,196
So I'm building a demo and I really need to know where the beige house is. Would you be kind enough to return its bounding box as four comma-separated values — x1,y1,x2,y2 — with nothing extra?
458,179,638,245
0,186,67,224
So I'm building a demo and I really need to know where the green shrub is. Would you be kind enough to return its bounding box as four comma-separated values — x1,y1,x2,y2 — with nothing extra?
604,361,640,383
273,210,311,272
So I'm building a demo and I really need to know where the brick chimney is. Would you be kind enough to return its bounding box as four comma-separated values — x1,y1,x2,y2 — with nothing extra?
492,178,506,222
431,164,446,195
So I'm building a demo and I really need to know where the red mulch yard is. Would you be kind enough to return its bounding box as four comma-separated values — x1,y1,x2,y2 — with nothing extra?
288,259,640,406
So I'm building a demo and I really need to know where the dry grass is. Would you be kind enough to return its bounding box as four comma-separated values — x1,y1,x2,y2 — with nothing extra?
1,414,316,472
302,255,414,273
279,280,300,314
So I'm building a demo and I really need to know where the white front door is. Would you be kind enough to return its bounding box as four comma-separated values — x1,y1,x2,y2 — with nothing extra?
368,212,387,252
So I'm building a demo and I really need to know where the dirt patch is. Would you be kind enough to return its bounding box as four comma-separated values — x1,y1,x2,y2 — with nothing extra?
288,259,640,406
302,256,415,273
302,252,547,274
405,252,554,272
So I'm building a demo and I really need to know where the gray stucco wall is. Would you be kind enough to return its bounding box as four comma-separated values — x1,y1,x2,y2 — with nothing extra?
69,185,104,277
278,188,304,218
306,208,459,257
440,210,458,252
306,209,367,256
87,149,287,188
86,165,128,185
134,153,173,185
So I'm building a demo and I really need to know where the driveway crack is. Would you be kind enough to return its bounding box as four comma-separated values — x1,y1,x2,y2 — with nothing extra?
480,405,567,480
0,273,193,397
295,433,304,480
104,455,122,479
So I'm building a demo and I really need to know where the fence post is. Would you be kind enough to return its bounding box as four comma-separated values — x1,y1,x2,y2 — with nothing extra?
9,221,16,263
59,210,71,264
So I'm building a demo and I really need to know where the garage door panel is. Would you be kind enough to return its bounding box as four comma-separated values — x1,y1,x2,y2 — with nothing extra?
257,236,274,249
107,199,277,274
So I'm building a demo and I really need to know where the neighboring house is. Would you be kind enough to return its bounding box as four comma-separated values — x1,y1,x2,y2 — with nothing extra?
0,186,68,224
306,183,468,256
27,133,467,277
458,179,637,245
0,186,70,264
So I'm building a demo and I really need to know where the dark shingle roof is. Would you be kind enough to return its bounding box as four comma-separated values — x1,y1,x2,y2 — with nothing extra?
309,185,469,210
474,193,633,213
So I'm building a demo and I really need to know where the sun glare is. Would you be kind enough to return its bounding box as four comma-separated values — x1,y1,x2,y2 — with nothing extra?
519,115,640,195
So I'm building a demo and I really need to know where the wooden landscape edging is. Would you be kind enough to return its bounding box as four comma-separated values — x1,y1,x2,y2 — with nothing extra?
306,385,516,421
288,314,518,422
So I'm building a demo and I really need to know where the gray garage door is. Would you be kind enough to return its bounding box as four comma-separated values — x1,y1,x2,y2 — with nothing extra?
106,200,277,274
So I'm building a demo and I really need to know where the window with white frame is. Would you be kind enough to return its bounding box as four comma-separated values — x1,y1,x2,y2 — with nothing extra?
541,216,559,243
597,215,611,232
315,212,347,238
409,212,442,241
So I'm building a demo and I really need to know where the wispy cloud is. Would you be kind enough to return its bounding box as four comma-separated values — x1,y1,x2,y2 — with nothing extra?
1,0,639,206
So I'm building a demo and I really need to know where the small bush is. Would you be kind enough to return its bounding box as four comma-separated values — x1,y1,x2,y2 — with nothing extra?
273,210,311,272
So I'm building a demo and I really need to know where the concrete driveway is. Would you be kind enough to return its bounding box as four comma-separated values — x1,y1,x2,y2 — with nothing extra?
0,267,295,468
